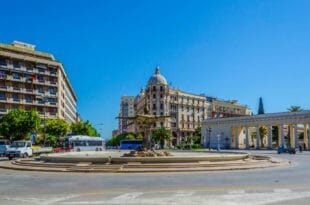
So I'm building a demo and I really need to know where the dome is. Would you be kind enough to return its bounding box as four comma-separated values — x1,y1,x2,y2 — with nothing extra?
147,66,168,85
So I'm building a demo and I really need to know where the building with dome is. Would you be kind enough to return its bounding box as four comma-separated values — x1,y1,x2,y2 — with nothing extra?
119,66,252,146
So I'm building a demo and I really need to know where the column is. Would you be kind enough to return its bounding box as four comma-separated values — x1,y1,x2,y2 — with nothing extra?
294,124,299,149
289,125,294,148
235,127,239,149
267,125,272,149
279,124,285,148
256,126,260,149
308,123,310,150
303,124,308,150
245,127,249,149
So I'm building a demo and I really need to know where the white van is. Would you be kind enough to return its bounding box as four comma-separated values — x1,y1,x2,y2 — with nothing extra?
6,141,33,160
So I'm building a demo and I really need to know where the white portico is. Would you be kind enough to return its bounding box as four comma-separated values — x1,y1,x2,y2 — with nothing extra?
201,111,310,150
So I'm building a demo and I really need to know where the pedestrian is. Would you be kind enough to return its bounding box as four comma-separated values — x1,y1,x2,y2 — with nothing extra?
299,144,303,153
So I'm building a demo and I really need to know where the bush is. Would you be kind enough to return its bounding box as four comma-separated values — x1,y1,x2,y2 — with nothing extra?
192,144,201,149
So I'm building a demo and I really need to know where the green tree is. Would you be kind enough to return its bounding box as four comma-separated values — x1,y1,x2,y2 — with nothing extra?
251,127,268,148
71,120,100,136
151,127,172,149
287,106,303,112
45,119,70,137
0,109,41,141
135,133,144,140
193,126,202,144
106,133,137,147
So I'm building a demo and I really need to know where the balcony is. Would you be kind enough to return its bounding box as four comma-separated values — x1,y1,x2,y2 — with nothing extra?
0,86,7,91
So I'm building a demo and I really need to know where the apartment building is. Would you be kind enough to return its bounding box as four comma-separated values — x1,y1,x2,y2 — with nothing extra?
118,96,135,133
0,41,77,122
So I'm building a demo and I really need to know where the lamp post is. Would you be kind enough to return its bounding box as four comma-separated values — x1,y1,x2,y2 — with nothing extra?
94,123,104,137
208,127,212,150
217,110,221,151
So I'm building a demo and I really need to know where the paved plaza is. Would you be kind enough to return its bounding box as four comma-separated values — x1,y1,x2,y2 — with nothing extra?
0,151,310,204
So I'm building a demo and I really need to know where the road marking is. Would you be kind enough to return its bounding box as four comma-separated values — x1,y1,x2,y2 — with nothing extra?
110,192,144,201
1,195,78,205
228,190,246,194
174,190,194,197
273,188,292,193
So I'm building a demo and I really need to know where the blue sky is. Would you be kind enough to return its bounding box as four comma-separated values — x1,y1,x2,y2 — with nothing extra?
2,0,310,139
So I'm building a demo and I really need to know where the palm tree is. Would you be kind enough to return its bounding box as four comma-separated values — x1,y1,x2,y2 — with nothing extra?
151,127,172,149
287,106,303,112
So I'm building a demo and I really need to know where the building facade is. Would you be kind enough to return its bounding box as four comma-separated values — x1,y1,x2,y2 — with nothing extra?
201,111,310,150
0,41,77,122
119,96,135,133
127,66,252,145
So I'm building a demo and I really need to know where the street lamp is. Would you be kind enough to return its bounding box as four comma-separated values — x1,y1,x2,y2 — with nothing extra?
217,110,221,151
208,127,212,150
94,123,104,137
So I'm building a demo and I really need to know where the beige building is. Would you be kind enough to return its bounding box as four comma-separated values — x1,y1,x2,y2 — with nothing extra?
0,41,77,122
119,96,135,133
132,66,251,145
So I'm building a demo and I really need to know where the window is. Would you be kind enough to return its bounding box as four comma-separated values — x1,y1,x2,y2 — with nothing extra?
49,67,57,75
38,75,44,82
49,88,57,95
160,94,163,98
38,87,44,93
38,68,45,73
12,73,20,79
152,103,156,109
50,77,57,84
0,81,5,89
0,92,5,100
0,58,6,66
160,103,163,109
25,62,34,71
160,86,163,91
13,83,20,90
48,98,57,105
160,112,163,116
187,115,190,122
187,107,189,112
153,94,156,99
13,61,20,69
13,94,19,102
153,86,156,91
25,95,32,103
160,122,164,127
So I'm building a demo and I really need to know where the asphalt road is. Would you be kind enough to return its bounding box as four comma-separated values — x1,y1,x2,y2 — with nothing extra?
0,151,310,205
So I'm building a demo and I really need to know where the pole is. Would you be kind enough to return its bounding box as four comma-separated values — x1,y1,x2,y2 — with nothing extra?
217,110,220,151
209,128,211,151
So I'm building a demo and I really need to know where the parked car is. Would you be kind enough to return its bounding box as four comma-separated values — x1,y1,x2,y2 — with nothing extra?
6,141,33,160
0,140,10,157
277,145,296,154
